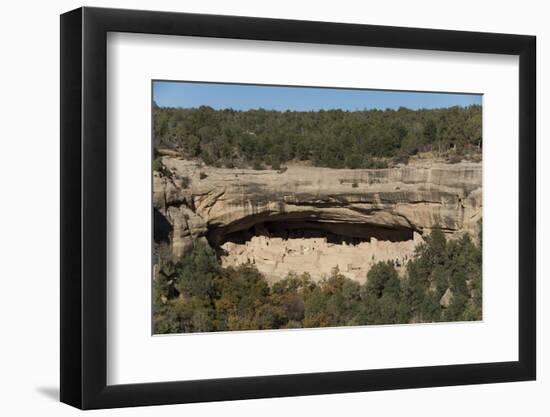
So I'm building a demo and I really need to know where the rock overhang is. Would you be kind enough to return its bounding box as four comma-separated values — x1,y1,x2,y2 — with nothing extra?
153,158,482,273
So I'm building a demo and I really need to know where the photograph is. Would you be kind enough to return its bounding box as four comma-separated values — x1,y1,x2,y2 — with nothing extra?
152,81,483,334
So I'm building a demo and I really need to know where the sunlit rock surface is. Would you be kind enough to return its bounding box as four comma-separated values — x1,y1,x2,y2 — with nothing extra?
154,158,482,282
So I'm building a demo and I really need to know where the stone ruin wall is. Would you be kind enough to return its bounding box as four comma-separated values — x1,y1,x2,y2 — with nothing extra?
221,231,424,283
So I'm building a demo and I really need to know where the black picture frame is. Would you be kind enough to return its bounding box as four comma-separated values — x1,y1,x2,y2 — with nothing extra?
60,6,536,410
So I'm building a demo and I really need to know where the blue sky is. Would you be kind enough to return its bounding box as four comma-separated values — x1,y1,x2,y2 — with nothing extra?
153,81,481,111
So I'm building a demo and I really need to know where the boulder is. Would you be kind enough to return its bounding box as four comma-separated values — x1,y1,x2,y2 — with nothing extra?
440,288,454,308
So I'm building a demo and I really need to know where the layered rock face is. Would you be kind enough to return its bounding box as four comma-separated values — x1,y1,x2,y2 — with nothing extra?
153,158,482,281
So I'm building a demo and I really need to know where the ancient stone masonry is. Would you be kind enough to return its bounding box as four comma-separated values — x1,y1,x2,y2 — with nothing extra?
153,158,482,282
220,232,424,283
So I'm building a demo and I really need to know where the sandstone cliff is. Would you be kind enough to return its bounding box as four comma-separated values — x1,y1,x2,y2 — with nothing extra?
153,158,481,281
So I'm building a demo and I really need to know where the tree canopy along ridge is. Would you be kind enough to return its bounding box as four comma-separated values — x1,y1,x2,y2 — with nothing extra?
153,105,482,169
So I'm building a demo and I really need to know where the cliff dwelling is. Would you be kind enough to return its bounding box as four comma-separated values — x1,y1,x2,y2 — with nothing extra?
217,219,424,283
153,159,482,285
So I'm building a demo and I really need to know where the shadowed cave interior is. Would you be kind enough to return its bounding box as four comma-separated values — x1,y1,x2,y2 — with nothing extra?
215,219,416,249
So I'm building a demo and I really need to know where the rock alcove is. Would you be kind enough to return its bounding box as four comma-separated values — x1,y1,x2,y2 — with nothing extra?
214,217,422,283
153,159,482,283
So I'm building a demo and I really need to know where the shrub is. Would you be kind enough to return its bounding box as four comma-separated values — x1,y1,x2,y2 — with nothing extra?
392,154,410,166
180,176,190,188
199,172,208,180
364,158,389,169
448,154,462,164
252,160,265,170
152,157,171,177
152,157,163,173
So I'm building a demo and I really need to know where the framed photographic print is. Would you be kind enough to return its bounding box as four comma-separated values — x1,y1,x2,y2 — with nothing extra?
60,6,536,409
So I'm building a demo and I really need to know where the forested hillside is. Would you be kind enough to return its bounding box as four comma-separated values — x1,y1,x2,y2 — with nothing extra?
153,228,482,333
153,104,482,169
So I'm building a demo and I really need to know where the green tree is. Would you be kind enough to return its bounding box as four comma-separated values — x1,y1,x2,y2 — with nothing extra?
358,261,406,325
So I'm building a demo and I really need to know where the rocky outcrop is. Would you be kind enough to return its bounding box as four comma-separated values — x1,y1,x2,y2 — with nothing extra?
440,288,454,308
154,158,481,280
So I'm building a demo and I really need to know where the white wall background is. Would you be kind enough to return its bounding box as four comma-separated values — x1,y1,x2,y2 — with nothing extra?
0,0,545,415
